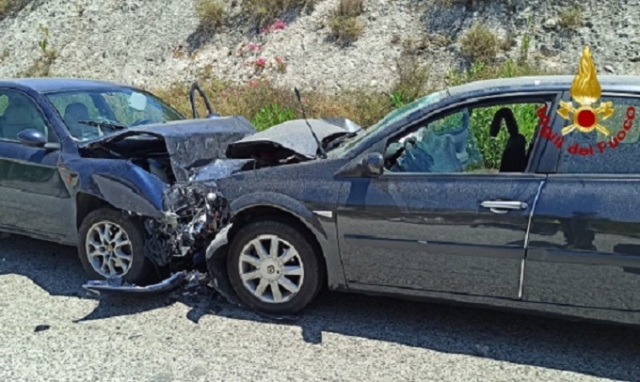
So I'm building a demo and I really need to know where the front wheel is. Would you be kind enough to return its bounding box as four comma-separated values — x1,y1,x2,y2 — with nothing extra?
78,207,154,285
227,219,323,315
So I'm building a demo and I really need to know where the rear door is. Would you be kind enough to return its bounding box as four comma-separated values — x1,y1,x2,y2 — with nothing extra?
337,92,561,299
524,92,640,310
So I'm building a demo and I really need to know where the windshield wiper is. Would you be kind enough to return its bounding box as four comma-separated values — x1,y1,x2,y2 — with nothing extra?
79,120,128,132
324,132,358,152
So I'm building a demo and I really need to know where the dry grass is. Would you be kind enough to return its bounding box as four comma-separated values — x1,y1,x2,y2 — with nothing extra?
0,0,31,18
335,0,364,17
327,0,365,45
21,24,58,77
152,77,391,129
327,16,363,45
196,0,226,30
243,0,316,28
460,24,499,64
150,53,552,130
0,0,9,15
558,6,583,30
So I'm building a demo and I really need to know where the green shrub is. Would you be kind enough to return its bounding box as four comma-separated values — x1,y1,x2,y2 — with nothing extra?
327,0,365,45
0,0,9,15
251,103,296,131
460,24,499,64
196,0,226,30
22,24,58,77
243,0,316,28
558,6,583,30
335,0,364,17
471,103,539,169
327,16,363,45
390,59,430,107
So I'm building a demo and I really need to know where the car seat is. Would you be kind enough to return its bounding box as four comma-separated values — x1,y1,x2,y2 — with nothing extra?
63,102,90,138
490,107,527,172
0,97,45,140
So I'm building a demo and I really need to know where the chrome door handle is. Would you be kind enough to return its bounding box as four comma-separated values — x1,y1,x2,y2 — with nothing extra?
481,200,528,214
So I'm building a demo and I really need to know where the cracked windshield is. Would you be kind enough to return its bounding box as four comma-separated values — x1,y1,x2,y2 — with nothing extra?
46,89,185,140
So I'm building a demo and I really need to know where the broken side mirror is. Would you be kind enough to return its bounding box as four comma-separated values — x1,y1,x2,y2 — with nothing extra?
189,82,220,119
17,129,46,148
361,152,384,176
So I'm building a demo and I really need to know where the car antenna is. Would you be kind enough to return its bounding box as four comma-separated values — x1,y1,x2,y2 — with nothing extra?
295,87,326,159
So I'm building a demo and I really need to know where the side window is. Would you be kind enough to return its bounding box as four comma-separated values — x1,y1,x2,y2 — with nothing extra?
0,90,51,142
47,93,101,121
384,101,547,174
558,96,640,174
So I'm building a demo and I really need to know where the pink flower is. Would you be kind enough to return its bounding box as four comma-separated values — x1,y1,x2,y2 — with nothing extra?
275,56,284,64
253,58,267,68
260,19,286,34
248,44,262,52
272,19,285,30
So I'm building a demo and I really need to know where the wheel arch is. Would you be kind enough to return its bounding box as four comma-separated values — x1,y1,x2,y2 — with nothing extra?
223,193,347,290
76,192,111,229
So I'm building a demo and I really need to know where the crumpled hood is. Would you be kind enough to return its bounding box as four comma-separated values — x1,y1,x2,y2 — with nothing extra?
79,117,257,182
225,118,361,160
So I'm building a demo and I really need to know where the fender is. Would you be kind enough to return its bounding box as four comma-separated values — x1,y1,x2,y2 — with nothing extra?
231,191,328,239
64,157,169,219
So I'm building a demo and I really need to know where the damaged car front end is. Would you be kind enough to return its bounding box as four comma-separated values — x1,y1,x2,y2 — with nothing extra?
0,78,263,293
74,116,258,292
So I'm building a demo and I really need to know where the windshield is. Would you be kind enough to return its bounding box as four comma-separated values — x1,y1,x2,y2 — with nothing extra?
328,90,447,158
46,88,186,141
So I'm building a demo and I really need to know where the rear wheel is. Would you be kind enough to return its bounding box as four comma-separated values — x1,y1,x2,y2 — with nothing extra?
78,207,154,285
227,219,322,314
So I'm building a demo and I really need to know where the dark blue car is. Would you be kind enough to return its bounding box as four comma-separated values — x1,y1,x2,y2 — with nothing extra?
202,73,640,325
0,78,257,285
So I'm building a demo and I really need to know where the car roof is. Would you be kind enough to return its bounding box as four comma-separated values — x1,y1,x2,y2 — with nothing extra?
446,75,640,96
0,78,139,94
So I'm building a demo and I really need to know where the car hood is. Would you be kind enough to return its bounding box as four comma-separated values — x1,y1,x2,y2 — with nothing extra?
79,117,257,182
225,118,361,160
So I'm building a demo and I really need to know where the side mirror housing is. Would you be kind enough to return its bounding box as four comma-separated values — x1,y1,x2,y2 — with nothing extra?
17,129,46,148
334,151,385,178
361,152,384,176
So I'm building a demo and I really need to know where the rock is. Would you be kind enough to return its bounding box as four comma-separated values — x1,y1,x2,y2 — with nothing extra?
543,18,558,29
34,324,50,333
0,0,638,93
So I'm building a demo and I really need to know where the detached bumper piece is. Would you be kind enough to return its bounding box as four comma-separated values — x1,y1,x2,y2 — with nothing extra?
82,271,187,295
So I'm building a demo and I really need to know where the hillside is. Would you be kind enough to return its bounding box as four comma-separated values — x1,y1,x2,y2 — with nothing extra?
1,0,638,94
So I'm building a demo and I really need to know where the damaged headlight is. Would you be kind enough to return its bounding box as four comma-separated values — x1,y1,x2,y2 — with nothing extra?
143,183,229,267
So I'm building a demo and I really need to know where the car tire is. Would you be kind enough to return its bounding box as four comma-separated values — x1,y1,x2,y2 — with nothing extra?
78,207,154,285
227,219,323,315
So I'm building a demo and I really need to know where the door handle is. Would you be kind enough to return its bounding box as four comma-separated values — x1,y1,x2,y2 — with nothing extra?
481,200,528,214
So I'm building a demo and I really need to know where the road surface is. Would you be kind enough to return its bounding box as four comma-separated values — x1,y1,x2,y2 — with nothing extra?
1,235,639,382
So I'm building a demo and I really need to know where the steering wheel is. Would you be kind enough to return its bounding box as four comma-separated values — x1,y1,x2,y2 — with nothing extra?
130,118,154,127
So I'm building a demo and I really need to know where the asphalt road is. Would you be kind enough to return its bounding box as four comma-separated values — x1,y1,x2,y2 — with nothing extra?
1,235,640,382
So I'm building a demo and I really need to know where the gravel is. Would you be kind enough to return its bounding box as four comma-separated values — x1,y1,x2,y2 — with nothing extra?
1,0,640,92
2,235,640,381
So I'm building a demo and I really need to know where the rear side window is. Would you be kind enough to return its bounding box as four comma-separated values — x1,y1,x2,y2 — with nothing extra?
558,95,640,174
0,95,8,115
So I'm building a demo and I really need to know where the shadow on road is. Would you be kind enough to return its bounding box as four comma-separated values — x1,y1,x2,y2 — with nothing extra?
2,235,639,381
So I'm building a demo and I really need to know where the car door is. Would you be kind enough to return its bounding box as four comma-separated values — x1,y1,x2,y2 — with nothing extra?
0,88,71,241
524,92,640,311
336,93,560,299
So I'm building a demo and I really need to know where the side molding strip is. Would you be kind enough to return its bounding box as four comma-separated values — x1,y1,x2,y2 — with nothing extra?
313,210,333,219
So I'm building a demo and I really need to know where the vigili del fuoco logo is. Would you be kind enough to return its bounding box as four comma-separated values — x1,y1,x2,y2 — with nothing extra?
537,46,636,156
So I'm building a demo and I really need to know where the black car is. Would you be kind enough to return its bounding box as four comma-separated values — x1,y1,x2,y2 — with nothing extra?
206,70,640,325
0,78,256,285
